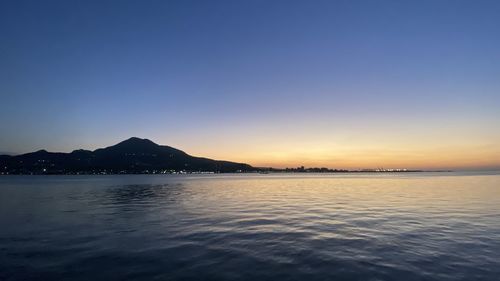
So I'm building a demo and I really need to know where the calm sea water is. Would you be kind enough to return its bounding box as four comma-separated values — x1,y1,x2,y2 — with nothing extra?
0,172,499,281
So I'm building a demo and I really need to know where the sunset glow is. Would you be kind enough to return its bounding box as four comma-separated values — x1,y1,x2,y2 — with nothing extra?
1,0,499,170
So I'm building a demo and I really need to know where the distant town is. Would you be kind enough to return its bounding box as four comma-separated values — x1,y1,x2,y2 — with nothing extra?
259,166,424,173
0,164,432,176
0,168,428,176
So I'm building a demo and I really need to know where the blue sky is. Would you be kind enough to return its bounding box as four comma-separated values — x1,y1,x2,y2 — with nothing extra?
1,0,499,169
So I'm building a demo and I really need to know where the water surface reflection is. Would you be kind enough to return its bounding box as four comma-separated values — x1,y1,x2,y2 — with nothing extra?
0,173,499,280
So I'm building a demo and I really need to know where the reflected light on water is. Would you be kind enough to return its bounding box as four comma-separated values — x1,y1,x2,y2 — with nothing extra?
0,172,499,280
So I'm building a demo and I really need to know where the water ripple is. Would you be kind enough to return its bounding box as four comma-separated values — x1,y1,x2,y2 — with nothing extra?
0,173,499,280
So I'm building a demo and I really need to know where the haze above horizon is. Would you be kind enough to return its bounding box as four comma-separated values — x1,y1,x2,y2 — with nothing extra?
1,0,499,170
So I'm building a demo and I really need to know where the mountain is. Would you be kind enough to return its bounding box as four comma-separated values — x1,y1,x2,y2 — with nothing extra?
0,137,255,174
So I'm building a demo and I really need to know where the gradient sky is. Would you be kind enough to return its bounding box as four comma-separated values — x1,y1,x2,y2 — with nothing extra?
1,0,499,170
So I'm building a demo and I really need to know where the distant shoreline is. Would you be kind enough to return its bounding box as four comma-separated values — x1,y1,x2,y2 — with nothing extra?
0,137,455,176
0,170,453,176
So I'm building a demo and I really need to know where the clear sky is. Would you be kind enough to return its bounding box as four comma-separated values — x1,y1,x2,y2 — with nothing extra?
1,0,499,170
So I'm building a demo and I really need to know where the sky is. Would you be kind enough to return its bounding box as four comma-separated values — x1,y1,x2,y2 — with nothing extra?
1,0,499,170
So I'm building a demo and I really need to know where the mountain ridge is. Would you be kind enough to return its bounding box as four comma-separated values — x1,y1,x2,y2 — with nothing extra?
0,137,255,174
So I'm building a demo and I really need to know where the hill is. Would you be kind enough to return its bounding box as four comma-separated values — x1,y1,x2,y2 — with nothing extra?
0,137,254,174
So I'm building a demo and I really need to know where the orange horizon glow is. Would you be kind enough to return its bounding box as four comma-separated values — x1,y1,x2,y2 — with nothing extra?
164,134,500,171
148,119,499,170
193,145,500,170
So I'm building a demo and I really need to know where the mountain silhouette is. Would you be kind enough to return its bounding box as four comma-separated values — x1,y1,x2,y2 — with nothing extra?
0,137,254,174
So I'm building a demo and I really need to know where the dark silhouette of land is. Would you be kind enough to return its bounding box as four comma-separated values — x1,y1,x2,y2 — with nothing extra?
0,137,254,174
0,137,431,175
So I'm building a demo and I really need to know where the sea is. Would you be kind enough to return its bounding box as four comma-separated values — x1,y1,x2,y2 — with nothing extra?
1,172,499,280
